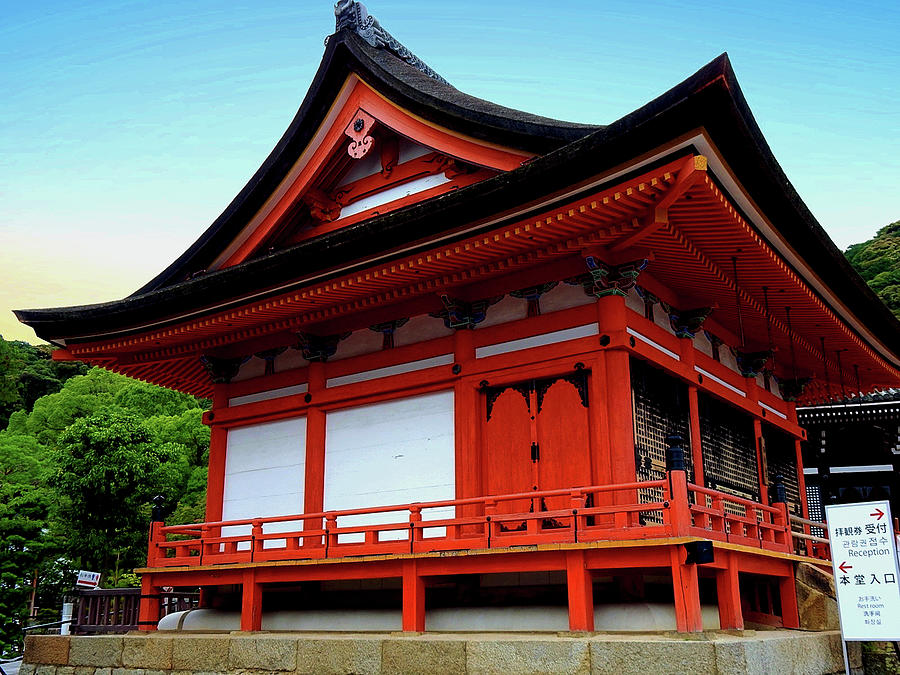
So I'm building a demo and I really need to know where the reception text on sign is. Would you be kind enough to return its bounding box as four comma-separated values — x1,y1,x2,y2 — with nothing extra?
825,500,900,641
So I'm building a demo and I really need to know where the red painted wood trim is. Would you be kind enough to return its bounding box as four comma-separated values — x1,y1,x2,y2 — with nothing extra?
670,545,703,632
205,427,227,524
687,386,705,486
240,569,262,631
566,549,594,631
715,551,743,630
222,79,528,268
401,559,425,632
305,407,326,516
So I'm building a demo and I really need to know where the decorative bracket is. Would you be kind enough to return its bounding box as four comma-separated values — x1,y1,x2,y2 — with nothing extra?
582,256,649,297
778,376,812,402
295,332,349,362
200,355,249,384
431,295,501,330
254,347,287,376
302,187,341,222
733,349,774,378
510,282,558,317
345,109,376,159
704,331,725,361
661,304,714,339
369,318,409,349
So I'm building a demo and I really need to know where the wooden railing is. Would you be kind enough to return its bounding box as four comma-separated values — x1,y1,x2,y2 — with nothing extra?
789,514,831,559
687,482,792,553
70,589,199,634
71,589,140,634
147,472,806,568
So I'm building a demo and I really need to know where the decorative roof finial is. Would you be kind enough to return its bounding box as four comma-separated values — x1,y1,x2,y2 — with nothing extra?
333,1,449,84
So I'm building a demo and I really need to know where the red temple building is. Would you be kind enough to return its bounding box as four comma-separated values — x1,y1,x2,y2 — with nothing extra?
16,1,900,634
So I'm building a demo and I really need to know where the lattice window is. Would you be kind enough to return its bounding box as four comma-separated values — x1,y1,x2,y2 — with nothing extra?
764,425,802,520
805,484,825,538
631,357,693,520
699,393,759,508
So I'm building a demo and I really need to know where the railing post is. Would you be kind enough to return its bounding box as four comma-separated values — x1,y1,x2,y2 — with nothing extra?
200,524,209,565
571,490,583,540
251,520,262,562
666,433,691,536
485,500,497,548
146,521,164,567
770,473,792,552
325,514,337,556
409,506,422,552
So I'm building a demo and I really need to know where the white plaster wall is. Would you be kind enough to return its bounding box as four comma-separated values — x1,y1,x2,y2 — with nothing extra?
324,391,455,542
693,333,713,358
478,295,527,328
231,356,266,382
276,348,309,372
540,282,594,313
394,314,454,347
223,417,307,547
624,287,645,315
333,328,383,361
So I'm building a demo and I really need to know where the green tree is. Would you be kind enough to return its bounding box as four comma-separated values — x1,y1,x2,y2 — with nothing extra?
0,337,88,431
0,433,56,656
50,410,188,574
845,219,900,318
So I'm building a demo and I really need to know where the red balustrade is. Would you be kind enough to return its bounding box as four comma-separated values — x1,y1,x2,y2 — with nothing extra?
687,483,792,553
146,476,809,568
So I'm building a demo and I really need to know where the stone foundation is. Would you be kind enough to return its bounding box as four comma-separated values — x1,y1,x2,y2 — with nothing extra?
23,630,861,675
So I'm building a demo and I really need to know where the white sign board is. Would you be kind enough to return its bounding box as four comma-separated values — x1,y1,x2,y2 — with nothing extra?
75,570,101,589
826,500,900,640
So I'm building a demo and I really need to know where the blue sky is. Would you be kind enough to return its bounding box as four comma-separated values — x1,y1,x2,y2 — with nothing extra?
2,0,898,342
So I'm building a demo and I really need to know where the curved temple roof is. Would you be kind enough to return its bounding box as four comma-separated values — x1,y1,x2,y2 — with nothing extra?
14,2,900,401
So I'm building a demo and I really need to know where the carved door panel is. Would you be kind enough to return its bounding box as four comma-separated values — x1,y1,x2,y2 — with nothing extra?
482,371,592,514
535,374,592,510
483,385,535,514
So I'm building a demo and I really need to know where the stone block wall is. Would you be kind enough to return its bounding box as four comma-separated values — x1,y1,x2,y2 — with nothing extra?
23,630,860,675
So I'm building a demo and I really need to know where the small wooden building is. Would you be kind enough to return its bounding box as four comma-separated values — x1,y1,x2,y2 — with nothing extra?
16,1,900,634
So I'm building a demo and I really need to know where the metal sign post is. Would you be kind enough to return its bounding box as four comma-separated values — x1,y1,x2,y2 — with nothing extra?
826,500,900,674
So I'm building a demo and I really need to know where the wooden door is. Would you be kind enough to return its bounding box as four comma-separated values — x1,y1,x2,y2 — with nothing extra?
483,385,535,513
482,371,592,513
535,374,592,510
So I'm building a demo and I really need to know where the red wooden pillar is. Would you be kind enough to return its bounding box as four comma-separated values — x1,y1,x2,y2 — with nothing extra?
716,551,743,630
687,386,704,487
670,545,703,632
304,361,327,538
402,559,425,632
604,349,635,487
241,569,263,631
779,569,800,629
566,549,594,631
205,426,228,524
753,418,769,505
454,328,479,501
588,352,612,487
305,407,326,513
138,575,160,631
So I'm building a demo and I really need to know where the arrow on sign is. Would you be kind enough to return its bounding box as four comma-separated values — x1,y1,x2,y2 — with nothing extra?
839,561,853,573
871,508,885,520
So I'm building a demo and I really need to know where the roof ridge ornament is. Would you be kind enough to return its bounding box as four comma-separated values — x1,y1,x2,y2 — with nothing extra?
333,0,449,84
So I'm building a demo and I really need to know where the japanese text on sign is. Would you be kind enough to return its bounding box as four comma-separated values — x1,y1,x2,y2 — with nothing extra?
826,500,900,641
